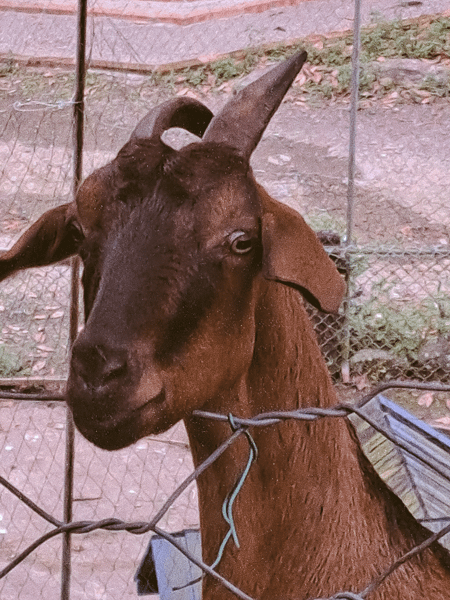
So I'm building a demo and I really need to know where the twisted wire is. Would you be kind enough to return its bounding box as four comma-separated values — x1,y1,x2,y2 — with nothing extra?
2,380,450,599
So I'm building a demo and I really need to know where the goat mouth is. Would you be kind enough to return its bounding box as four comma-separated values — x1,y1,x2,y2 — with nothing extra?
70,389,168,451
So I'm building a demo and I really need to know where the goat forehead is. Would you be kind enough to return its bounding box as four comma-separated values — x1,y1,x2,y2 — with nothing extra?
105,177,258,245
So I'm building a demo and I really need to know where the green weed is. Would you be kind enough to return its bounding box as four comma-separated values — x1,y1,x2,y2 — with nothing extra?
305,210,347,236
182,66,208,87
349,283,450,365
0,346,30,377
419,74,450,97
3,15,450,103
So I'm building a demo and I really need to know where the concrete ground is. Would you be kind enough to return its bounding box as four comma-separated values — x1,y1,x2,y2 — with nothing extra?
1,0,450,70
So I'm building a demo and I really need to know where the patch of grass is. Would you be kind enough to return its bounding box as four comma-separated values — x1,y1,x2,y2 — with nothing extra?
209,52,261,84
305,210,347,237
349,283,450,368
210,58,243,83
360,17,450,62
2,14,450,103
182,66,208,87
306,39,352,68
0,56,17,78
148,69,178,90
419,73,450,97
0,346,30,377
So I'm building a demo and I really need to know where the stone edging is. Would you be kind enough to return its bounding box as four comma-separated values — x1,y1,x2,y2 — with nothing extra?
0,0,313,25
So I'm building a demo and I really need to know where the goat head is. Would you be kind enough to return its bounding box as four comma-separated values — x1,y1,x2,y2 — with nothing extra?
0,51,345,450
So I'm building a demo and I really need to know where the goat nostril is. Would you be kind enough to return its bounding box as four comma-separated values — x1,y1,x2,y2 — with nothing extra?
72,340,129,389
101,355,128,383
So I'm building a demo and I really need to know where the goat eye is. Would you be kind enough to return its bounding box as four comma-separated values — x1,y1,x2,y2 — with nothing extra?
229,231,254,255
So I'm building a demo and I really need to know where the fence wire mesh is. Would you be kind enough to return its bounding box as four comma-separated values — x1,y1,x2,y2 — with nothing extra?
2,0,450,598
3,384,450,600
0,400,198,599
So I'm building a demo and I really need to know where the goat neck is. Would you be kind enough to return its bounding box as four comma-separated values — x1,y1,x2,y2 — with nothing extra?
185,281,450,600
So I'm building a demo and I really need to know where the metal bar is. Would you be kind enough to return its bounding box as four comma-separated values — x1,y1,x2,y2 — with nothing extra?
61,1,87,598
324,245,450,259
0,391,65,401
345,0,361,246
341,0,362,382
0,376,66,386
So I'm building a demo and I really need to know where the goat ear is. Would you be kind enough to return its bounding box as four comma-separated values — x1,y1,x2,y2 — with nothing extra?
259,188,345,313
0,203,82,282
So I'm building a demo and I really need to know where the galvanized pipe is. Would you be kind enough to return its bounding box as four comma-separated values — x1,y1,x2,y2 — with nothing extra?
341,0,362,383
61,0,87,598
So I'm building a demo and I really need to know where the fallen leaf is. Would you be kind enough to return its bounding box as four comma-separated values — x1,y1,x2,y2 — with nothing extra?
414,89,431,98
434,416,450,427
353,373,370,390
32,360,46,372
310,71,322,85
400,225,412,237
294,72,307,86
418,392,434,407
3,220,23,232
50,311,64,319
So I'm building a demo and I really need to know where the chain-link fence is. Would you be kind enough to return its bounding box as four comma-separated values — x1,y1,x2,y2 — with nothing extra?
2,0,450,598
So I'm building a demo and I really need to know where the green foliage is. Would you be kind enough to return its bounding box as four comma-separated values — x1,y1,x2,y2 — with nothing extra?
182,66,208,87
419,74,450,97
349,282,450,362
360,17,450,62
305,210,347,236
3,15,450,104
0,56,16,78
210,58,245,83
148,69,178,89
0,346,30,377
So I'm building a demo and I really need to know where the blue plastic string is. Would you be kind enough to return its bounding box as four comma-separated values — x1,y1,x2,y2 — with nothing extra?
210,414,258,570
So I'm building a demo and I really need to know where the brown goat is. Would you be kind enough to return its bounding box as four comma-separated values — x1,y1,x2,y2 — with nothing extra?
1,51,450,599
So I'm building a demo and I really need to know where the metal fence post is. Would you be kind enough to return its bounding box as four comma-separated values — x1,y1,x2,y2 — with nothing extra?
61,1,87,598
341,0,362,383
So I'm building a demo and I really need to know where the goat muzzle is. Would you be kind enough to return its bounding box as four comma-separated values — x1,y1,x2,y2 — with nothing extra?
67,334,165,449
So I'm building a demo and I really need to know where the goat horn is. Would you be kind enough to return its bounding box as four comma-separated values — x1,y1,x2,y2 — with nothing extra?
202,50,307,159
130,97,214,141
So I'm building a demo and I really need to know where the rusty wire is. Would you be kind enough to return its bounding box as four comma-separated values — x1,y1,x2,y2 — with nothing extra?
2,381,450,600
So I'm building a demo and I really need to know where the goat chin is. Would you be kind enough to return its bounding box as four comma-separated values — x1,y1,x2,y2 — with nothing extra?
66,374,171,451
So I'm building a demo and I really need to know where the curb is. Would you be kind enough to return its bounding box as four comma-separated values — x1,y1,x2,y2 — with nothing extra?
0,31,346,75
0,0,313,25
1,11,448,75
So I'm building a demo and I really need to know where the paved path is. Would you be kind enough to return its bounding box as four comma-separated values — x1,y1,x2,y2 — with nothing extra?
1,0,450,70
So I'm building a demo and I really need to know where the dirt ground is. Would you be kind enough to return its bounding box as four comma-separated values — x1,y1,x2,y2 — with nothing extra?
2,68,450,598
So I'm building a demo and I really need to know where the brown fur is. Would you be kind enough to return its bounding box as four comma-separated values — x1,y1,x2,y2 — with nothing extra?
187,282,450,599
